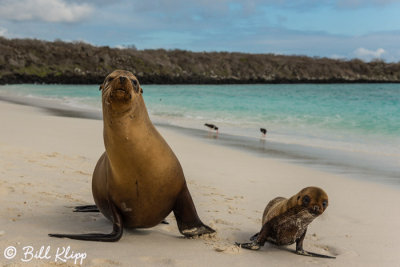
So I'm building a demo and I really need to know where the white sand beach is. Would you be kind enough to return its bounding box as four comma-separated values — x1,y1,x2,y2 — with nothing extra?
1,100,400,266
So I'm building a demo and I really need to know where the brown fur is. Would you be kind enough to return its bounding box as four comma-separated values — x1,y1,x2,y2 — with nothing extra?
259,186,328,246
237,186,329,252
262,187,328,225
94,70,184,227
94,70,213,233
49,70,214,241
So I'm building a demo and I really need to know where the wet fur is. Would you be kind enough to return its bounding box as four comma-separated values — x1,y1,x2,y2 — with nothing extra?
237,187,333,258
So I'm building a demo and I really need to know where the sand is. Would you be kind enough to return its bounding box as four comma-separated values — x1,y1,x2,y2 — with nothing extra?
0,100,399,266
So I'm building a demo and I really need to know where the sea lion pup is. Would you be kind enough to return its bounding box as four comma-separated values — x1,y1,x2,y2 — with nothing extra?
49,70,215,242
236,187,334,258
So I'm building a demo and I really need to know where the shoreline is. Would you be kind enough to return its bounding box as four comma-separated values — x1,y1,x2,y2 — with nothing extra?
1,100,400,266
2,76,400,86
0,93,398,188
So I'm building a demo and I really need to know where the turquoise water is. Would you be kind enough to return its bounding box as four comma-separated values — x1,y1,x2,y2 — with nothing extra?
1,83,399,182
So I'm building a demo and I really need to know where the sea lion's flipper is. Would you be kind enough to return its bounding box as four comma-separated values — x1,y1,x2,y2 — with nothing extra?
236,221,272,251
293,230,335,258
49,203,123,242
235,241,261,250
161,220,169,224
173,184,215,237
250,232,259,241
295,229,307,252
74,205,100,212
296,250,336,259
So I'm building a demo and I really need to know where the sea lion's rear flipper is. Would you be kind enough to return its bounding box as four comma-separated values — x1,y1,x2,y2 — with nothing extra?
74,205,100,212
235,241,261,250
235,232,261,250
49,203,123,242
173,184,215,237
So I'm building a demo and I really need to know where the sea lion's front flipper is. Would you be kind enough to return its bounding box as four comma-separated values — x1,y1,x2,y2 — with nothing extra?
74,205,100,212
294,230,335,258
295,229,307,252
49,203,123,242
236,221,272,251
173,184,215,237
295,250,336,259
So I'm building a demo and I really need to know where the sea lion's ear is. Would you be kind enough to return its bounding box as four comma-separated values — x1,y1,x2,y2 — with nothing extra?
99,84,104,91
140,88,143,94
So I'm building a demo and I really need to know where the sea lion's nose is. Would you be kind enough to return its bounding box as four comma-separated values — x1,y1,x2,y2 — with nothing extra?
313,205,320,212
119,76,126,83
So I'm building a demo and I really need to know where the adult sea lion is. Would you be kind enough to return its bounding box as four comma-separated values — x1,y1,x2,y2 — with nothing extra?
49,70,215,241
236,186,335,258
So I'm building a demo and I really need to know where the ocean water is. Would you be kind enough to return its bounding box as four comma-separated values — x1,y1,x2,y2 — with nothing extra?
1,83,399,184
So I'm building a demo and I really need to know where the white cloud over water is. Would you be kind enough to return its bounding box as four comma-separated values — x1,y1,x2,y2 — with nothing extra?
0,0,399,61
354,47,386,61
0,27,8,37
0,0,93,23
128,0,400,14
336,0,398,9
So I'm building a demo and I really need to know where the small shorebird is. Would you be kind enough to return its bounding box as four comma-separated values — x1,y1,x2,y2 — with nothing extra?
260,128,267,137
205,123,218,132
204,123,219,137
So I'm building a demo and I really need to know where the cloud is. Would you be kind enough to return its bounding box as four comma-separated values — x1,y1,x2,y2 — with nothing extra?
354,47,386,61
336,0,397,9
0,27,8,37
0,0,94,23
1,0,399,62
128,0,398,15
329,54,347,60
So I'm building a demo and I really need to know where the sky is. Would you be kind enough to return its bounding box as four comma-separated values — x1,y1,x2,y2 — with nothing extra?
1,0,400,62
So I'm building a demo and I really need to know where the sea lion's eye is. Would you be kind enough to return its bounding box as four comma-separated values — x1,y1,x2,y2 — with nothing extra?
303,195,310,205
108,77,114,83
322,200,328,208
131,79,139,93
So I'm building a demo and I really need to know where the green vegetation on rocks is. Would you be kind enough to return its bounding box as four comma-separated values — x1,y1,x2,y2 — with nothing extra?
1,37,399,84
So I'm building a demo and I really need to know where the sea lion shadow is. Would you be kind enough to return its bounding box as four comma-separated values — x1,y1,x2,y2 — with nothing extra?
278,245,338,258
47,206,177,236
233,230,258,242
123,227,183,240
44,205,110,233
124,228,152,236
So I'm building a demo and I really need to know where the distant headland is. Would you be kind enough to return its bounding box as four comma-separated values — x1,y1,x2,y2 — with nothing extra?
1,37,399,85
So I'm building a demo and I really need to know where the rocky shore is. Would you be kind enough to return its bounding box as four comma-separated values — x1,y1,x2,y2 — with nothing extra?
1,37,400,84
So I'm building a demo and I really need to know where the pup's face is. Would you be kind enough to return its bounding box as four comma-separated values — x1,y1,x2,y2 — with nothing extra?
297,187,328,216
